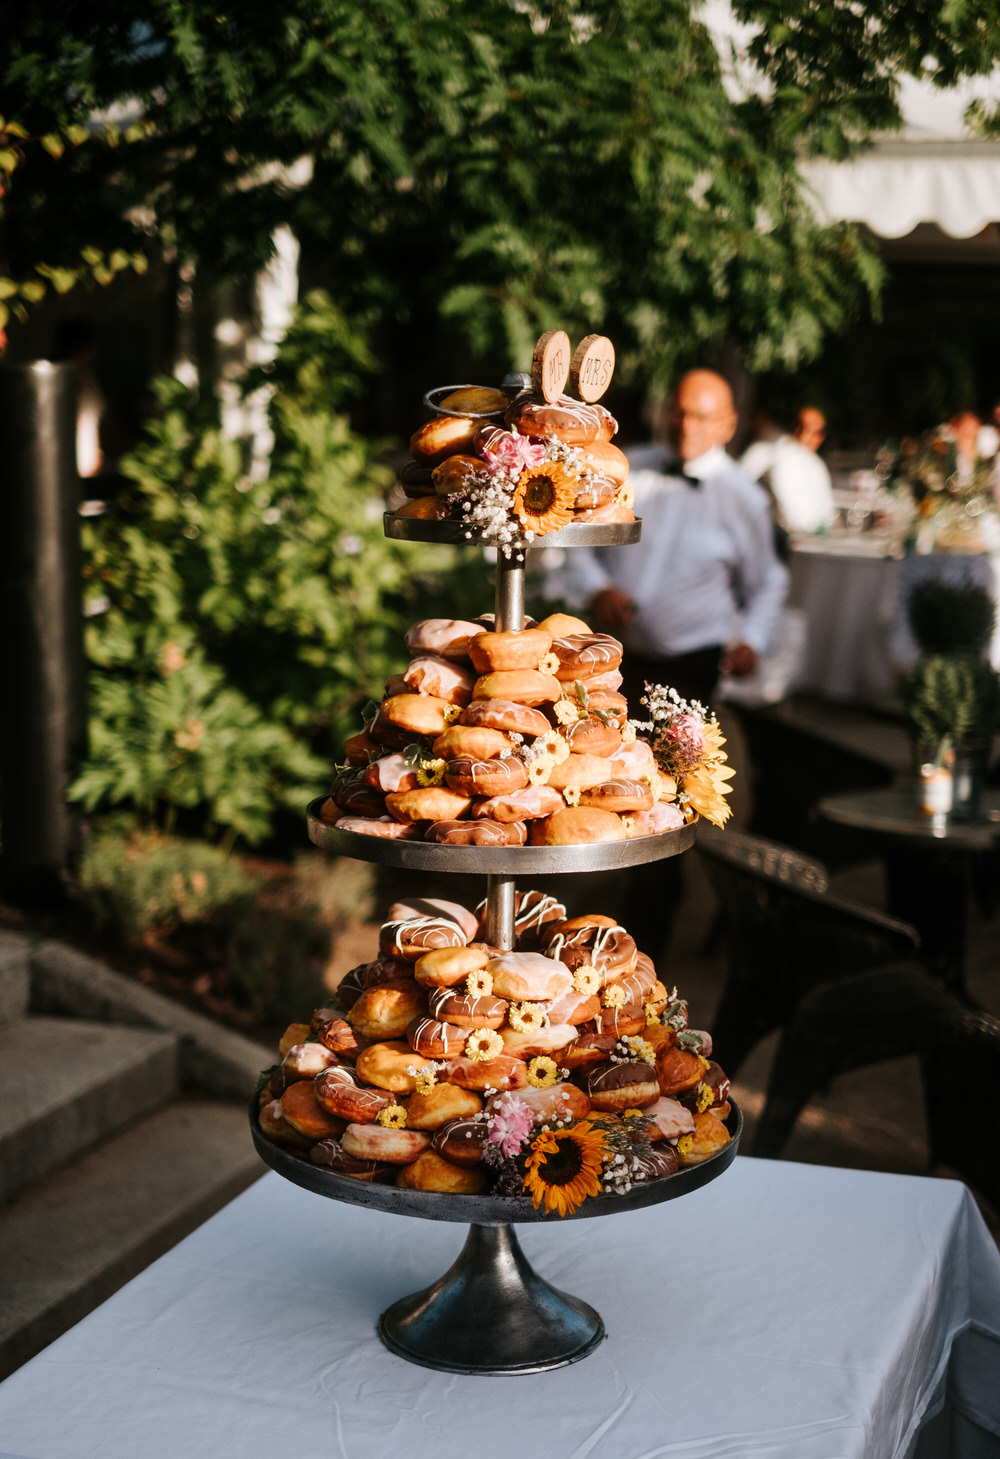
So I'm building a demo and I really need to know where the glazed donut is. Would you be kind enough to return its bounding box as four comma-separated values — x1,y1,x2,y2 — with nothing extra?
379,915,469,961
402,655,475,705
444,753,529,797
425,819,528,846
471,785,564,823
386,896,479,943
605,957,657,1006
677,1110,732,1166
428,987,508,1030
341,1121,431,1164
544,755,627,791
546,988,602,1026
336,955,412,1009
585,690,629,727
380,693,455,739
459,698,551,737
363,754,421,795
614,740,657,781
278,1022,311,1056
487,1082,591,1126
258,1098,312,1149
398,459,436,495
571,473,618,510
334,814,420,840
472,670,562,706
655,1045,706,1097
280,1042,341,1083
536,612,592,638
560,1032,619,1071
394,495,445,521
559,715,623,759
343,728,380,764
633,1144,680,1180
625,802,686,837
409,414,480,465
550,633,623,681
487,951,573,1002
405,618,480,662
309,1137,394,1182
500,1023,578,1060
431,1117,489,1167
574,500,635,525
565,667,624,695
444,1052,529,1092
578,439,630,484
586,1060,661,1112
407,1015,469,1059
432,724,516,761
580,778,655,814
397,1149,488,1192
314,1066,395,1123
385,786,473,824
404,1082,482,1131
431,453,487,494
645,1095,697,1142
309,1009,362,1058
279,1080,347,1141
333,777,386,817
350,980,426,1041
355,1040,437,1094
594,1004,647,1038
505,392,617,445
468,628,553,674
529,806,626,845
413,944,492,989
489,889,568,948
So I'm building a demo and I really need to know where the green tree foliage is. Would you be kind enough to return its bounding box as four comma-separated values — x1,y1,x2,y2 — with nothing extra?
72,292,427,843
6,3,999,382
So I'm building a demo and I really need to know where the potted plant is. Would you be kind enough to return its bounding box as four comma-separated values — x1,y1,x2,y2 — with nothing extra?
900,653,1000,818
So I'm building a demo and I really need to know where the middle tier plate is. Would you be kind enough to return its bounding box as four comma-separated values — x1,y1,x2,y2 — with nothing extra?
307,797,696,872
384,512,641,548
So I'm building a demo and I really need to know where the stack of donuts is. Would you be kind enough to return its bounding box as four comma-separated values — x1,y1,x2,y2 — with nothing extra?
257,891,732,1197
322,611,688,848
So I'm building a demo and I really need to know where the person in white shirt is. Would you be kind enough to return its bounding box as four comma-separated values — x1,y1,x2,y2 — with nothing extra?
564,369,788,709
741,406,835,538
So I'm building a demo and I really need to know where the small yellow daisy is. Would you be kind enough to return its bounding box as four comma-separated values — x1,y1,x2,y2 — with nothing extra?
466,1027,504,1062
378,1103,408,1129
528,756,554,786
527,1055,559,1089
508,1001,549,1033
695,1083,714,1113
442,703,463,724
414,1069,438,1096
466,969,494,997
553,698,581,726
563,785,581,807
537,653,560,676
603,984,627,1009
572,964,601,997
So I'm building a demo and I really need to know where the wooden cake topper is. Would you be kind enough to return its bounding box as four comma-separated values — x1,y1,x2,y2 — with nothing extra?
531,330,571,403
569,335,615,402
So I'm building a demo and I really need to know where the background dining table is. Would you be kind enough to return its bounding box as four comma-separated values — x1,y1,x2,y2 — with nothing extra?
0,1158,998,1459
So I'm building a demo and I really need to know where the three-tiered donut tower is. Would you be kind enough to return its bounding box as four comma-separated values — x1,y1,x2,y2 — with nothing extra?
251,331,740,1374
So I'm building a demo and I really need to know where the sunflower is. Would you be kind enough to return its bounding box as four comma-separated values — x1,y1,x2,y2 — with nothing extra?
679,721,735,828
466,969,494,997
512,461,577,535
523,1121,607,1216
378,1103,408,1129
527,1055,559,1088
465,1027,504,1062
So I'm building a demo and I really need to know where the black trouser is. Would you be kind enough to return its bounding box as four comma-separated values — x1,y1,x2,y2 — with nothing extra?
621,645,724,718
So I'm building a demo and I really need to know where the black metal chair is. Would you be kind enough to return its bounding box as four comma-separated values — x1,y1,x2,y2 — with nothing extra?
752,963,1000,1216
698,827,920,1077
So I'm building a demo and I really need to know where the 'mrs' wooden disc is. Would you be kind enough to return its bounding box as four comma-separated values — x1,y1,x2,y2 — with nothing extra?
531,330,571,403
569,335,615,402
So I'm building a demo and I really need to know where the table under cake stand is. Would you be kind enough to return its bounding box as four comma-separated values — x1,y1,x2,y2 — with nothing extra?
256,513,741,1374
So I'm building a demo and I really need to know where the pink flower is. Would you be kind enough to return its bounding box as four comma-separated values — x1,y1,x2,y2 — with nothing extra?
481,431,548,476
487,1093,534,1156
668,712,706,757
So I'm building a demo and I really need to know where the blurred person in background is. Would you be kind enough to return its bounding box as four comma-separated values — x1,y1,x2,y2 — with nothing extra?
741,404,835,542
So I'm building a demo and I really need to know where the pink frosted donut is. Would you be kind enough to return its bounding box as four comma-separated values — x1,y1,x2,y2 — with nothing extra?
645,1096,697,1142
550,633,624,680
459,699,552,737
625,802,686,837
579,778,655,814
486,951,573,1002
444,1053,530,1092
279,1042,341,1083
500,1023,578,1059
407,1015,469,1058
615,740,658,781
334,815,420,840
403,654,476,704
424,819,528,846
404,619,481,662
470,785,564,822
364,753,421,794
387,897,480,943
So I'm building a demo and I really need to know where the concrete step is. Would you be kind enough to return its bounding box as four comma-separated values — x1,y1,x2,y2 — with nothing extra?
0,1095,262,1380
0,931,30,1027
0,1016,179,1205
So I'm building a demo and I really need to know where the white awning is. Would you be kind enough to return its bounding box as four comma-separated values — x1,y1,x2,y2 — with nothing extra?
802,141,1000,239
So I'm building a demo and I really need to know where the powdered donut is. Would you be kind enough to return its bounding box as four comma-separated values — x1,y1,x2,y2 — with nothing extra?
468,628,553,673
444,753,529,797
341,1122,431,1164
432,724,517,760
335,815,419,840
580,778,655,814
505,392,617,445
471,785,564,822
407,1015,469,1059
387,897,480,943
428,987,508,1030
385,786,473,823
404,618,481,661
551,633,623,680
397,1149,488,1192
425,819,528,846
487,951,573,1002
625,802,686,836
363,754,421,794
529,806,626,845
402,654,476,704
472,670,562,705
379,915,468,961
459,698,551,737
409,414,480,465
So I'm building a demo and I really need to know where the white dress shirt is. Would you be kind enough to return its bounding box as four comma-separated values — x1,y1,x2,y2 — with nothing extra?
560,445,788,657
742,436,835,535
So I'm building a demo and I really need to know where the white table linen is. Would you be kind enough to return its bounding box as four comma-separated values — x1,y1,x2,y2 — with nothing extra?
1,1159,998,1459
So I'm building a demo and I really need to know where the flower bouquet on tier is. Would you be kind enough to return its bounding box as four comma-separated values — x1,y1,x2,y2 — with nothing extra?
631,685,735,828
881,431,1000,555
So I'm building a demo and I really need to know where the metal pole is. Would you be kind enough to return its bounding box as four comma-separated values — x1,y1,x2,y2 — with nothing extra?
0,361,86,901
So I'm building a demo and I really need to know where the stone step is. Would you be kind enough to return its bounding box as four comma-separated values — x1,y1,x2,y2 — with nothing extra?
0,1096,262,1381
0,1015,179,1204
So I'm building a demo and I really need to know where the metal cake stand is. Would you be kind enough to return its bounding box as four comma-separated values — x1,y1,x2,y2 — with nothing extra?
252,1100,741,1374
254,506,741,1372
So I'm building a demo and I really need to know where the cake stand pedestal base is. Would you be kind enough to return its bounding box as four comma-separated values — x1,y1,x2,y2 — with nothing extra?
377,1222,605,1374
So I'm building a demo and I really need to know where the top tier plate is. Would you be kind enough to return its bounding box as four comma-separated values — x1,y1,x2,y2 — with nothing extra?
384,512,641,548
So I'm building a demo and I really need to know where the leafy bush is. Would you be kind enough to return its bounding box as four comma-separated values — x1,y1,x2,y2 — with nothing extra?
900,654,1000,750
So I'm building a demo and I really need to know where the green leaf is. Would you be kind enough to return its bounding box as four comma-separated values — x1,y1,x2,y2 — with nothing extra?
40,133,65,158
19,280,46,303
0,278,18,300
0,149,19,171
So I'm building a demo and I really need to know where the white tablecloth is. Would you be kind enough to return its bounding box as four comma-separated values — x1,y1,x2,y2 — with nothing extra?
1,1160,998,1459
788,545,902,704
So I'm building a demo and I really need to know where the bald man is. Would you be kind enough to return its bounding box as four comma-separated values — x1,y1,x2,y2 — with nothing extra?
563,369,788,708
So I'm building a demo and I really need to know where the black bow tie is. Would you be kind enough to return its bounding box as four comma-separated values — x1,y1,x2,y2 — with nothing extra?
679,471,701,488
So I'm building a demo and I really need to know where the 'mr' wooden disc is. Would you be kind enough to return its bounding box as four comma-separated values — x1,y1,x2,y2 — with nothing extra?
531,330,571,403
569,335,615,402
